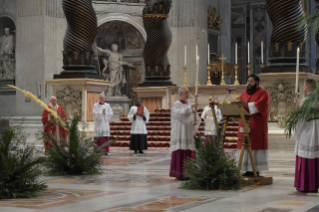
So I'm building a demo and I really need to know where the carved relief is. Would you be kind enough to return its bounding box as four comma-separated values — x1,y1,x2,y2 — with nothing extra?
266,82,294,128
110,104,124,115
56,87,82,119
208,7,221,31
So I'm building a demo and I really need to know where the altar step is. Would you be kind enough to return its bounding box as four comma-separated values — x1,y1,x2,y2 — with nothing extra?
110,109,238,150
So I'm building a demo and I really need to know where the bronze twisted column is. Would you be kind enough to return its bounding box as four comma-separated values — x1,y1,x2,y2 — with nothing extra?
55,0,100,79
262,0,311,73
139,0,175,86
315,0,319,74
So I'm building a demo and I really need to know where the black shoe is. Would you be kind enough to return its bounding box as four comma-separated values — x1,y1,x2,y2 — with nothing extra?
242,171,253,177
134,150,138,154
139,150,144,154
297,188,318,193
105,153,108,156
176,177,190,181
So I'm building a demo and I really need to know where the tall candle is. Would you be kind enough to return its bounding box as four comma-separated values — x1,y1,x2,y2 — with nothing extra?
248,41,250,63
261,41,264,64
208,44,210,65
184,45,187,66
195,56,199,95
295,48,300,93
235,42,238,65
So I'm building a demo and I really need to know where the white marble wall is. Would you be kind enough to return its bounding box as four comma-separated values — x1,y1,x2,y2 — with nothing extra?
167,0,231,86
15,0,66,116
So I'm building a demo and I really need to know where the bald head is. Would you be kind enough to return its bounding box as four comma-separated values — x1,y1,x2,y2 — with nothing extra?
99,93,105,103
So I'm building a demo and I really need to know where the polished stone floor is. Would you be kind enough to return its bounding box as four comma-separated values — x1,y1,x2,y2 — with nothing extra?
0,149,318,212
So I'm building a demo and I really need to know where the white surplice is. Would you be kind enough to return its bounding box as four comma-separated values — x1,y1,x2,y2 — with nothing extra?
92,103,113,137
201,105,222,135
127,106,150,134
170,100,201,153
294,96,319,159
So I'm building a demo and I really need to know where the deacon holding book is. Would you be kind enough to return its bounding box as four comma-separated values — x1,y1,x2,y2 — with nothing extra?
93,93,113,155
42,96,67,153
293,79,319,192
127,98,150,154
170,86,201,180
237,74,270,177
201,102,222,142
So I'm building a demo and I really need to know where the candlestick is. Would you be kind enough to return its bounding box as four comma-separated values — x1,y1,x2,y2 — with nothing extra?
207,65,212,86
234,64,240,85
248,41,250,63
183,65,188,86
219,54,226,85
235,42,238,65
295,47,300,93
261,41,264,64
208,44,210,65
184,45,187,66
247,63,251,76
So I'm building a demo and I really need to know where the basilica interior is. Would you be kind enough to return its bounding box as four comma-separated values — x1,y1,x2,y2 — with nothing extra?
1,0,319,211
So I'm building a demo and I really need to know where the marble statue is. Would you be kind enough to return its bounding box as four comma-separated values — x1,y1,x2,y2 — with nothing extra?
0,27,15,79
97,43,133,97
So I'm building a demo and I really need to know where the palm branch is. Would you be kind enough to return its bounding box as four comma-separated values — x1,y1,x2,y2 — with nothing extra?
0,129,47,199
285,81,319,138
44,115,116,175
297,14,319,37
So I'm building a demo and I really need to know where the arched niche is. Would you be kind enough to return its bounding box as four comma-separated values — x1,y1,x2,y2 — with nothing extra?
95,20,145,103
0,16,16,81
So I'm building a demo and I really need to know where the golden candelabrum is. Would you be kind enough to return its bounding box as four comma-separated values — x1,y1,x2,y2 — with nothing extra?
219,54,227,85
206,65,213,85
183,65,189,86
234,64,240,85
247,63,251,76
260,63,265,69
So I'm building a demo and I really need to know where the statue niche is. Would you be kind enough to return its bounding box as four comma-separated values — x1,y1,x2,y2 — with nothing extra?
267,82,294,128
97,43,134,97
0,16,16,80
95,21,144,98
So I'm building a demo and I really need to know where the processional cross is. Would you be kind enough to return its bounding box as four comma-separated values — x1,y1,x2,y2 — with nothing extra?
219,54,226,85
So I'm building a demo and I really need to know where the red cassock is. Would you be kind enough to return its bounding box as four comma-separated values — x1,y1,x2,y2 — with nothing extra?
237,87,270,150
42,105,67,153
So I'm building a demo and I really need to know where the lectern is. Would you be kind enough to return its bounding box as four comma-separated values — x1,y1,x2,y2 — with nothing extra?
209,95,272,185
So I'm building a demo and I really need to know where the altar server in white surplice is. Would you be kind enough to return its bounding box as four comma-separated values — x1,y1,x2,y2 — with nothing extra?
128,98,150,154
93,93,113,155
169,86,201,180
201,102,222,142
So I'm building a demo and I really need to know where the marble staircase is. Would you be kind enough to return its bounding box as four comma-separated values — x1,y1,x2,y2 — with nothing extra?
110,109,238,149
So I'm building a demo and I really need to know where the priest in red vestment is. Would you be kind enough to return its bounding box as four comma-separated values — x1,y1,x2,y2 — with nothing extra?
42,96,67,153
237,74,270,177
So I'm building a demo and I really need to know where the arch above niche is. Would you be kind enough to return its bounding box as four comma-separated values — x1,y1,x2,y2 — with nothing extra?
97,13,146,42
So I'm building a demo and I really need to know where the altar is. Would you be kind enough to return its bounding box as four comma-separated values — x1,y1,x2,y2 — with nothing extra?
133,85,246,112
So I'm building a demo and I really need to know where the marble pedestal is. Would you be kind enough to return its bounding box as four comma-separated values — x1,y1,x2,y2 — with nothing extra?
106,96,131,121
46,78,109,122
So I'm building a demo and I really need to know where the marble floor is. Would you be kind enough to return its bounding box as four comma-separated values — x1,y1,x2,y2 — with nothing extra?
0,149,318,212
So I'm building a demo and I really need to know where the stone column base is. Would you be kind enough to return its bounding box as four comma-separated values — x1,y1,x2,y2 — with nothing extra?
46,78,109,122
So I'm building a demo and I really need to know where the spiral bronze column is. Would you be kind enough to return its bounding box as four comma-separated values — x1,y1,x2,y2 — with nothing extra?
315,0,319,74
139,0,175,86
263,0,311,73
55,0,100,78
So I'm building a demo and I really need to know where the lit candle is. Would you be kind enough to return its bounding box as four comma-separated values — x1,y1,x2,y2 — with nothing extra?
208,44,210,65
261,41,264,64
295,48,300,93
248,41,250,64
184,45,187,66
195,44,199,95
235,42,238,65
